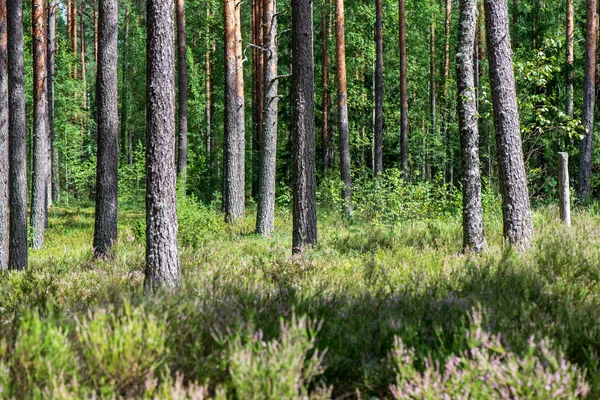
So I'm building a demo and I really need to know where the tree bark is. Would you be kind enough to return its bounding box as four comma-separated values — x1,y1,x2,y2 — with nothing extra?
374,0,383,175
80,9,86,107
442,0,452,185
7,0,28,269
484,0,533,249
223,0,246,222
251,0,264,200
31,0,48,249
399,0,408,180
176,0,188,192
120,12,130,163
579,0,597,202
566,0,574,118
49,0,59,204
291,0,317,252
145,0,180,290
93,0,119,258
0,0,8,269
457,0,485,253
321,3,332,174
334,0,353,218
256,0,278,237
558,152,571,226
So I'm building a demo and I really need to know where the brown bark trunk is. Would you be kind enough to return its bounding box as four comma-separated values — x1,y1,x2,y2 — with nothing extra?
0,0,8,269
579,0,597,202
120,12,129,163
145,0,180,290
94,0,98,63
442,0,451,185
484,0,533,249
321,3,332,174
176,0,188,191
80,11,86,108
49,0,59,204
334,0,353,218
399,0,408,180
31,0,48,249
251,0,264,199
374,0,383,175
73,0,78,79
291,0,317,252
566,0,574,118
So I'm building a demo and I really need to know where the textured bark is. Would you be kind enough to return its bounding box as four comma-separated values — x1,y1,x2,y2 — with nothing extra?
457,0,485,253
558,152,571,226
120,12,129,163
7,0,27,269
374,0,383,175
176,0,188,191
93,0,119,258
442,0,452,185
31,0,48,249
80,12,86,107
291,0,317,252
256,0,278,236
399,0,408,180
334,0,353,217
49,0,59,204
94,0,98,62
223,0,246,222
251,0,264,199
579,0,597,202
484,0,533,249
566,0,574,118
145,0,180,290
321,4,332,174
0,0,8,269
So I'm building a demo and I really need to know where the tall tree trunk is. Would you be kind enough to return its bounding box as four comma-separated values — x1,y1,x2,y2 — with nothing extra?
256,0,278,236
7,0,28,269
321,3,331,174
291,0,317,252
49,0,59,204
145,0,180,290
566,0,574,118
429,0,436,163
80,9,86,107
457,0,485,253
374,0,383,175
223,0,246,222
484,0,533,249
73,0,77,78
399,0,408,180
68,0,72,40
579,0,597,202
31,0,48,249
120,12,129,163
93,0,119,258
0,0,8,269
176,0,188,192
442,0,451,185
334,0,353,218
251,0,264,199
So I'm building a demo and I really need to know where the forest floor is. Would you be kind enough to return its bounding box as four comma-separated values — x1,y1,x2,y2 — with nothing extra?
1,202,599,398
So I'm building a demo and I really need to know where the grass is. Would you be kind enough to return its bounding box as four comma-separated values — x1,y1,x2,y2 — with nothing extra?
1,197,599,398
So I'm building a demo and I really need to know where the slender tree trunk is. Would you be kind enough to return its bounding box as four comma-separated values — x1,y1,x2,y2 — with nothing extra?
94,0,98,63
484,0,533,249
566,0,574,118
334,0,353,217
579,0,597,202
80,10,86,107
145,0,180,290
256,0,278,236
49,0,59,204
442,0,451,185
176,0,188,192
120,12,129,163
7,0,28,269
321,3,331,174
93,0,119,258
458,0,485,253
429,0,436,159
0,0,8,269
251,0,264,199
223,0,246,222
73,0,77,78
31,0,48,249
68,0,72,40
291,0,317,252
374,0,383,175
399,0,408,180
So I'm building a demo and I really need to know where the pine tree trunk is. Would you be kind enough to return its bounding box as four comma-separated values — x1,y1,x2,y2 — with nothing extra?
7,0,28,269
120,13,129,163
49,0,60,204
334,0,353,218
93,0,119,258
0,0,8,269
291,0,317,252
579,0,597,202
374,0,383,175
251,0,264,200
484,0,533,249
145,0,180,290
429,0,436,161
176,0,188,192
94,0,98,63
566,0,574,118
256,0,278,236
399,0,408,180
321,3,331,174
458,0,485,253
442,0,451,185
80,11,86,108
31,0,48,249
73,0,78,78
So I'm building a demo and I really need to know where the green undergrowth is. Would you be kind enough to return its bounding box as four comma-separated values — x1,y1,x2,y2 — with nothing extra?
1,195,600,398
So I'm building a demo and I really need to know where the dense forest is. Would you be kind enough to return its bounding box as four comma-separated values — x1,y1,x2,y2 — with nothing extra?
1,0,600,397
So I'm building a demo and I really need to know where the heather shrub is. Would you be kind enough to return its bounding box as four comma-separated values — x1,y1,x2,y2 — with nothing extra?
227,314,330,400
390,308,590,399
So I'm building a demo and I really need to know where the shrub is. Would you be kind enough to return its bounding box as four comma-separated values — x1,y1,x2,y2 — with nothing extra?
390,307,590,399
